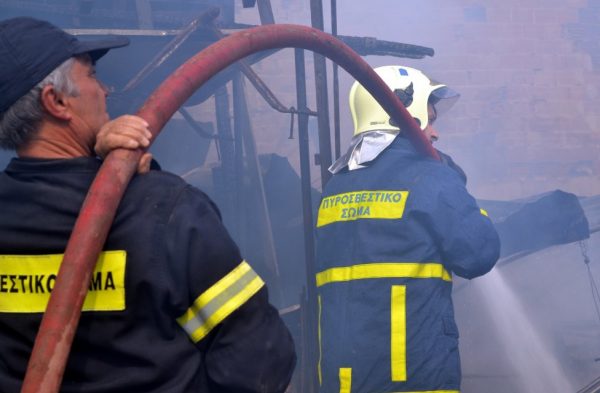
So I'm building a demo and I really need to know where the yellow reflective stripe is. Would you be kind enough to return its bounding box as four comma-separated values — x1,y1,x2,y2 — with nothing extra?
391,285,406,381
177,260,264,343
480,208,488,217
318,295,323,386
0,251,126,313
339,368,351,393
317,190,409,227
316,263,451,287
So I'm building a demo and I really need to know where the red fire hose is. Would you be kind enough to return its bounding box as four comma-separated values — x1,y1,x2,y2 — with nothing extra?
20,23,439,393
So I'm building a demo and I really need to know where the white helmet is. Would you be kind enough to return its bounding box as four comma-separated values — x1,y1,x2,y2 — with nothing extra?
349,65,459,136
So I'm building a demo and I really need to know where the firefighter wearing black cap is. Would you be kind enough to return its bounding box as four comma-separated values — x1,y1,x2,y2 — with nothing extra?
315,66,500,392
0,17,295,392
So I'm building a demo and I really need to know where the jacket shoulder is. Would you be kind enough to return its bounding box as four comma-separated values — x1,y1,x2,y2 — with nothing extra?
122,169,218,216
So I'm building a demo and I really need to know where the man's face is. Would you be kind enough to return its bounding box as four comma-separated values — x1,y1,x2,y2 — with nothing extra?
66,55,109,145
423,104,439,143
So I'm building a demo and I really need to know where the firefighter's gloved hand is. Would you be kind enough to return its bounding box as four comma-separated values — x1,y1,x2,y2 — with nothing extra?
437,149,467,185
95,114,153,174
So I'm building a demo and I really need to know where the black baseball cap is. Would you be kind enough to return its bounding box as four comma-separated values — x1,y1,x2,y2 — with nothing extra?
0,17,129,113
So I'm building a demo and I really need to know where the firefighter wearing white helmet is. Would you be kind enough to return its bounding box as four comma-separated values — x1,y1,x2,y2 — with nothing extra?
329,65,459,174
315,66,500,392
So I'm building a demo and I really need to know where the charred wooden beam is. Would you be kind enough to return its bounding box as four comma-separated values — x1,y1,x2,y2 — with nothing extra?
338,35,434,59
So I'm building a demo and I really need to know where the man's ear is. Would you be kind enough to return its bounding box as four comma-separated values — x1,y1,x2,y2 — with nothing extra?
40,85,72,121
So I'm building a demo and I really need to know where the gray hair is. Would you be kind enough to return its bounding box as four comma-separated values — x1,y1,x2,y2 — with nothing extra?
0,57,79,150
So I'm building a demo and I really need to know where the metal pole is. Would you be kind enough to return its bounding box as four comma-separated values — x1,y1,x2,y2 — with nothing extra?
231,77,247,250
214,86,237,233
331,0,341,159
256,0,275,24
294,48,319,393
310,0,333,187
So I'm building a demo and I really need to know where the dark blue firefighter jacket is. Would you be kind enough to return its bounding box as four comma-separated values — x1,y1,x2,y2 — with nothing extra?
315,136,500,393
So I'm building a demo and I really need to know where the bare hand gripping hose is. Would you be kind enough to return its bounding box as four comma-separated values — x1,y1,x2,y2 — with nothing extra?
20,23,440,393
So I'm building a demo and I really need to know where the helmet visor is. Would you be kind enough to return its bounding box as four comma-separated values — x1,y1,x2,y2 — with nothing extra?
430,86,460,117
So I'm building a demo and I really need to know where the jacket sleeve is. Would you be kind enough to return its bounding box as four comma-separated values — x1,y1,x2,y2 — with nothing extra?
166,185,296,392
417,168,500,279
